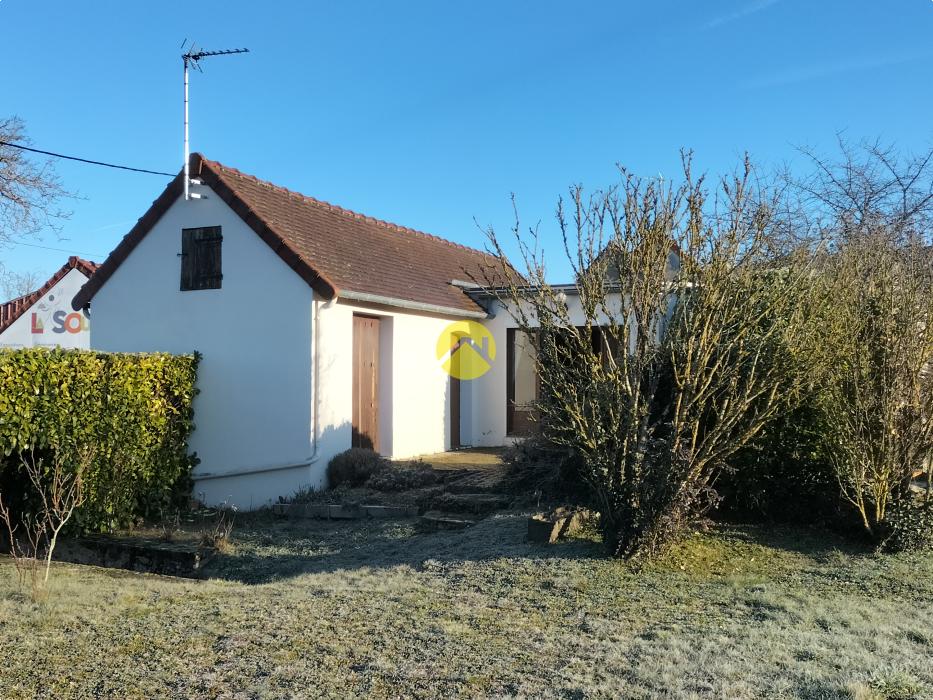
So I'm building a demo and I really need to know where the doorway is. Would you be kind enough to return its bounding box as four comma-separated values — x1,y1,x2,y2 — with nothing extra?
352,314,380,450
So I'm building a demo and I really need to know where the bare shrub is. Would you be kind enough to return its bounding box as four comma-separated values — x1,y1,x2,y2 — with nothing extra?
797,140,933,542
483,154,815,558
817,236,933,537
501,435,586,506
200,505,236,553
365,463,441,491
0,447,89,599
326,448,388,488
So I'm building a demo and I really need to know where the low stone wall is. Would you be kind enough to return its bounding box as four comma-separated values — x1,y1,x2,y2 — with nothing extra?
57,535,214,579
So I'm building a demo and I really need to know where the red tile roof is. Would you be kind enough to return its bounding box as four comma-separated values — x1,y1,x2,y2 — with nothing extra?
0,256,98,335
74,154,509,316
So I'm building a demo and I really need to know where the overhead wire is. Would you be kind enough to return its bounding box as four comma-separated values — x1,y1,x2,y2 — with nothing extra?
0,141,176,177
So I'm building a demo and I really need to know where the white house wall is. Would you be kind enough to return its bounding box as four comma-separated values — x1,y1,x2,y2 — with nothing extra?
0,269,92,349
88,185,315,510
315,297,463,464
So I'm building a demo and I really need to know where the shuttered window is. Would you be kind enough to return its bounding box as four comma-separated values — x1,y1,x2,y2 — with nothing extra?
180,226,223,291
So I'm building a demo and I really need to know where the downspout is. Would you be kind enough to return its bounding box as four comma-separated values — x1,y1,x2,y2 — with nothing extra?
192,292,338,483
307,293,327,465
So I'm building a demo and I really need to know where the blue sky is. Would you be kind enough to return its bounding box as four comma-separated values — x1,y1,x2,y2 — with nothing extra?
2,0,932,283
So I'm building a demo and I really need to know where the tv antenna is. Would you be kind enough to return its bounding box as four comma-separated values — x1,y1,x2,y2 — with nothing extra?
182,41,250,200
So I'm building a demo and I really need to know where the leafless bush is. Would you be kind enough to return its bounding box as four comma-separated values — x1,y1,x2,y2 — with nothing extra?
327,448,389,488
815,234,933,537
483,154,816,559
200,505,236,554
793,140,933,542
0,447,89,600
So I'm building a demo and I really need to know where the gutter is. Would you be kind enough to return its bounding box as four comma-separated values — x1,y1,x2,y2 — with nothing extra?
192,294,335,483
338,289,489,319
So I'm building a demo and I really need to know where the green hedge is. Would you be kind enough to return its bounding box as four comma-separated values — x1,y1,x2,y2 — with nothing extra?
0,348,200,531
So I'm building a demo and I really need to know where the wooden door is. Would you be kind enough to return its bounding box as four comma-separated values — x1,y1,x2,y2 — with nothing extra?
352,315,380,450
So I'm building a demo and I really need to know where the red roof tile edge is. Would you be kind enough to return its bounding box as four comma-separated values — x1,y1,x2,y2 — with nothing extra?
73,153,505,313
73,156,339,310
0,256,99,334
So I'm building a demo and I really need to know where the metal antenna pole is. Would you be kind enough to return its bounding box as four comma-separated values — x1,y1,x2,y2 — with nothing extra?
181,45,250,200
184,54,190,200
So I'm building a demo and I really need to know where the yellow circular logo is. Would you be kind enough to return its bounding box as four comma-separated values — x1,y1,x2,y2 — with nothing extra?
437,320,496,380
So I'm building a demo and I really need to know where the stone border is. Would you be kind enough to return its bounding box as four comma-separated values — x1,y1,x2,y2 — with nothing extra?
56,535,214,579
272,503,420,520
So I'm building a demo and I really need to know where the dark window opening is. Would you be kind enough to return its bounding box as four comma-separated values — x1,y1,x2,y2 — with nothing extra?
180,226,223,291
507,325,623,436
507,328,539,436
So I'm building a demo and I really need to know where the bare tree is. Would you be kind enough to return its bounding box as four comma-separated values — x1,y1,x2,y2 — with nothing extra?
0,116,71,245
0,265,42,300
797,136,933,246
786,140,933,540
483,154,816,558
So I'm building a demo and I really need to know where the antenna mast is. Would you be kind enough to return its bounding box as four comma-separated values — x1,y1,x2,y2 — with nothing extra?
182,43,250,200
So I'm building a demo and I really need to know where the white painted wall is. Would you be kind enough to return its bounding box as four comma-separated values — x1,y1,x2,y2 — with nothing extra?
0,269,92,349
89,183,315,509
314,297,463,465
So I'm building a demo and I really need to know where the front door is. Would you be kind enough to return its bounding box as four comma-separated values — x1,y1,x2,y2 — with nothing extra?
352,314,380,450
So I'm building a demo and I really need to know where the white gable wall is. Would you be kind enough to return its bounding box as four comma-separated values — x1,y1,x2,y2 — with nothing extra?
0,269,92,349
89,186,315,509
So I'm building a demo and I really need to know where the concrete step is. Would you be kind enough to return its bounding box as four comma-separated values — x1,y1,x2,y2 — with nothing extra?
428,492,511,515
418,510,478,531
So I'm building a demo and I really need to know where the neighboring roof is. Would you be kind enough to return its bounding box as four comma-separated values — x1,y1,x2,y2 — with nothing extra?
0,256,99,335
74,154,509,316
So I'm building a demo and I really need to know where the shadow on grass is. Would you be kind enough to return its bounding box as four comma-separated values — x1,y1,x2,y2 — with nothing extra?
202,511,605,585
713,522,872,560
201,508,879,586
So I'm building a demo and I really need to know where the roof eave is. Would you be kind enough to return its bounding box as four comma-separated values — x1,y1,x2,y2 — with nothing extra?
338,289,489,319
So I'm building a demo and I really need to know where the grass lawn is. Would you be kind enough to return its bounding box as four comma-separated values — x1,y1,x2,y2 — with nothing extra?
1,513,932,699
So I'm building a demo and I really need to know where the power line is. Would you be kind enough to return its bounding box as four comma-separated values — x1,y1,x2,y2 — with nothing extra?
8,240,106,259
0,141,176,177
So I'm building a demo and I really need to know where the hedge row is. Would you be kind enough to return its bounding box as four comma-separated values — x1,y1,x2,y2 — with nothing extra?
0,348,199,531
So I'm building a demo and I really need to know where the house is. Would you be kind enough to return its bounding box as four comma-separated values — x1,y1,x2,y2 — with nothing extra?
73,154,662,508
0,256,98,349
71,155,513,507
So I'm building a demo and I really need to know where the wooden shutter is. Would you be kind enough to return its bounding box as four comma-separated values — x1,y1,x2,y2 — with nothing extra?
180,226,223,291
